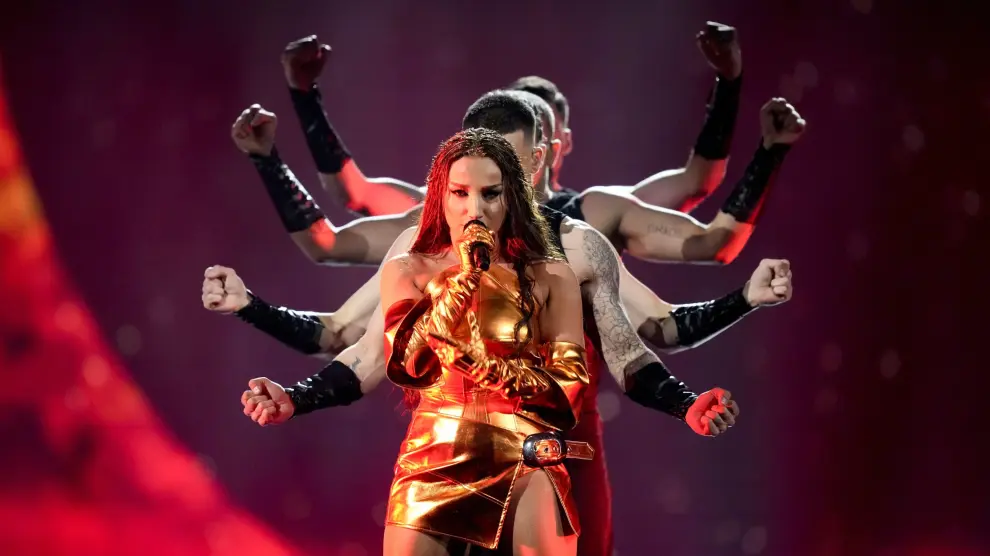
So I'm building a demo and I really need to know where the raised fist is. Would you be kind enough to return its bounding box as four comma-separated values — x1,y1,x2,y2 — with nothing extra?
231,104,277,156
281,35,331,90
743,259,793,307
685,387,739,437
241,377,295,426
202,265,251,314
760,98,806,147
696,21,742,80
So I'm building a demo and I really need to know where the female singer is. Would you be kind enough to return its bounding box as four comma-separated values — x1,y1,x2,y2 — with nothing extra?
379,127,592,555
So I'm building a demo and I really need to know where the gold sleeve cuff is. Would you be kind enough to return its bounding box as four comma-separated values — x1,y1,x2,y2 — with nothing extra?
426,270,480,340
436,339,589,431
516,341,589,431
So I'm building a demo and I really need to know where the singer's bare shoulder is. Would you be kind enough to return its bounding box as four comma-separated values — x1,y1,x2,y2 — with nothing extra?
382,252,428,279
381,253,428,300
382,250,460,294
382,252,416,272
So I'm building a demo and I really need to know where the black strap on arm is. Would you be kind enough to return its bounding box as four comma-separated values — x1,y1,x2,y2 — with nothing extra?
289,85,353,174
693,74,743,160
234,292,325,355
248,147,327,232
284,360,364,417
624,361,698,421
670,286,754,348
720,142,790,223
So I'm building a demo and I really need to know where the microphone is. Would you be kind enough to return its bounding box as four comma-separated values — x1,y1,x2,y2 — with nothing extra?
464,219,491,271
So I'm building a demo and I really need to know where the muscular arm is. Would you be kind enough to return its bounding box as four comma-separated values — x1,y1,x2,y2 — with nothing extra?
281,299,388,417
233,289,368,361
616,266,676,351
584,64,741,214
569,223,699,420
626,76,742,212
279,230,418,417
579,139,790,265
570,223,660,387
296,207,421,266
580,188,739,264
234,227,417,359
623,156,726,214
288,85,425,216
326,161,425,216
618,264,756,354
248,147,420,266
333,300,389,394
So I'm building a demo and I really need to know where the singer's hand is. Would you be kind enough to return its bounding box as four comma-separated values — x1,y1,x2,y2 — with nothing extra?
456,221,495,272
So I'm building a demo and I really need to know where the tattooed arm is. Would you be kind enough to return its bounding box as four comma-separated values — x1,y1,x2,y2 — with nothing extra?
577,99,805,265
249,300,389,424
321,226,421,393
332,298,389,394
564,222,739,433
283,225,421,416
564,220,657,387
559,222,696,420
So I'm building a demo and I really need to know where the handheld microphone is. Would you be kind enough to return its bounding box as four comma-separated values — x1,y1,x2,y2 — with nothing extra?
464,219,491,271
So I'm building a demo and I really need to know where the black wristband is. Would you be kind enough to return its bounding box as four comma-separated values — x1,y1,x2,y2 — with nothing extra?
624,361,698,421
284,360,364,417
720,142,790,223
693,74,742,160
248,146,326,233
234,292,324,355
670,287,754,348
289,86,352,174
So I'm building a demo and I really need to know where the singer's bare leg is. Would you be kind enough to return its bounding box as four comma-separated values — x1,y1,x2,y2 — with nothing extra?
383,526,473,556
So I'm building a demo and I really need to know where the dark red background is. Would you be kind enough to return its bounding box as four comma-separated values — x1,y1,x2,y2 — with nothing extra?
1,1,986,554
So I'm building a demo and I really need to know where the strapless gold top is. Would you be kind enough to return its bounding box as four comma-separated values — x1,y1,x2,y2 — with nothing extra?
382,263,589,549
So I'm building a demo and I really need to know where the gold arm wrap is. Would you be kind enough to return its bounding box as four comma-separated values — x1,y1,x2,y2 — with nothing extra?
384,266,483,388
407,270,480,358
519,341,590,430
428,335,589,431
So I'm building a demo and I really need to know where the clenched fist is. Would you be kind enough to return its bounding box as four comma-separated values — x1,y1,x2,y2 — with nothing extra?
743,259,793,307
241,377,295,426
760,98,806,147
231,104,277,156
202,265,251,314
696,21,742,80
686,387,739,437
282,35,331,91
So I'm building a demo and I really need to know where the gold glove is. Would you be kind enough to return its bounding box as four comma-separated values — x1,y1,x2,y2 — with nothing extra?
427,333,589,430
455,221,496,272
405,224,496,362
403,273,478,370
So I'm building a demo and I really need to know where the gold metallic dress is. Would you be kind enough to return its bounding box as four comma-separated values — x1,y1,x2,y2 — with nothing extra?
383,262,592,549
